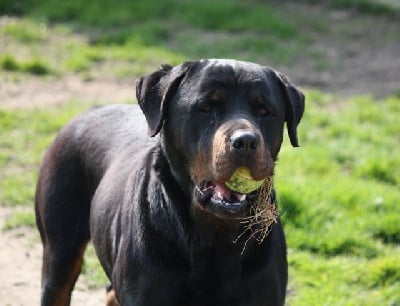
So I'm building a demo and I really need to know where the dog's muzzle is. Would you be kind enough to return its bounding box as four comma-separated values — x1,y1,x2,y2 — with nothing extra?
194,180,258,217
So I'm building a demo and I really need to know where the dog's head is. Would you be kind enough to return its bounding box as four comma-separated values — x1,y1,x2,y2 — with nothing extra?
136,59,304,219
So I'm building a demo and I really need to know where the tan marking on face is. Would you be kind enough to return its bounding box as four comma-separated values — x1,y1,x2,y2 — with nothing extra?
212,119,273,182
211,124,232,181
189,118,274,185
189,146,213,186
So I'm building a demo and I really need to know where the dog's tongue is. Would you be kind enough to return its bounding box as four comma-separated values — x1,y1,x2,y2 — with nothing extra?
214,182,232,201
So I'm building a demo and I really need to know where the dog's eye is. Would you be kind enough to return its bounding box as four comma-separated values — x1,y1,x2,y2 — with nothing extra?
253,95,270,117
259,107,270,117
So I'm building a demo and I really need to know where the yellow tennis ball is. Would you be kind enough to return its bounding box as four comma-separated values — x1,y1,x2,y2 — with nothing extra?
225,167,264,194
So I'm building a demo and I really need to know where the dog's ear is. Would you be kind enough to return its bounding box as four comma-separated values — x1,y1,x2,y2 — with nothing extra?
136,64,188,137
273,71,305,147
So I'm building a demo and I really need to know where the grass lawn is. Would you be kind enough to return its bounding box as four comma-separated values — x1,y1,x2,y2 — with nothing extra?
1,0,400,304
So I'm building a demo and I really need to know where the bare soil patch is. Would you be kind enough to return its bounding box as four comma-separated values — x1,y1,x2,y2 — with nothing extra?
275,3,400,97
0,76,136,109
0,207,104,306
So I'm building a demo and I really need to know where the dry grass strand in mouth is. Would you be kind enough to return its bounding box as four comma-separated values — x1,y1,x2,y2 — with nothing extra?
234,176,279,252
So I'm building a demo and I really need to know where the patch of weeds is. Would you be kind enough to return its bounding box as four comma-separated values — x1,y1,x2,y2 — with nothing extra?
371,215,400,244
23,59,51,75
0,109,24,130
301,0,400,15
0,174,35,206
0,55,51,75
3,19,47,43
0,54,20,71
356,158,399,185
278,187,307,227
63,55,92,72
3,210,36,229
330,0,400,15
312,235,379,258
365,256,400,288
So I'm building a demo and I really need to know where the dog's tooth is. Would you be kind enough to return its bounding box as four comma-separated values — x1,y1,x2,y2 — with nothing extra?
237,194,246,202
216,191,223,200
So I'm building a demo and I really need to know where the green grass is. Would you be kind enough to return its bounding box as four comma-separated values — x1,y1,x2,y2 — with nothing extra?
0,54,52,75
82,244,109,289
0,103,86,206
3,210,36,229
0,18,183,80
274,92,400,304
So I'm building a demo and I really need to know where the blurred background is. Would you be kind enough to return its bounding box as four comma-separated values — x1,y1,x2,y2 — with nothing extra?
1,0,399,305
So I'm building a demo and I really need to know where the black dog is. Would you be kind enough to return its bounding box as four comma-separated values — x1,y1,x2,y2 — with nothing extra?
35,59,304,306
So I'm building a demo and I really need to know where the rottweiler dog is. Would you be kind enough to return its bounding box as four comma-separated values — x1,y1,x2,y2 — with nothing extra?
35,59,304,306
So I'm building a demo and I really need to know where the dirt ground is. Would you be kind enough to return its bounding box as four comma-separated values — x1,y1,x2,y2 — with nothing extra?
1,4,400,306
0,207,104,306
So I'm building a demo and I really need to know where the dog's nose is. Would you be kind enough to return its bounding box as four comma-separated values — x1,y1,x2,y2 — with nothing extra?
230,130,259,155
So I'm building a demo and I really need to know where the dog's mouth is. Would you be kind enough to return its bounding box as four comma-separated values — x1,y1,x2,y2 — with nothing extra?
195,180,255,217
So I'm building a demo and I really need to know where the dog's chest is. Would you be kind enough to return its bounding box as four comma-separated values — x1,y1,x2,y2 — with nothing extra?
184,246,245,302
